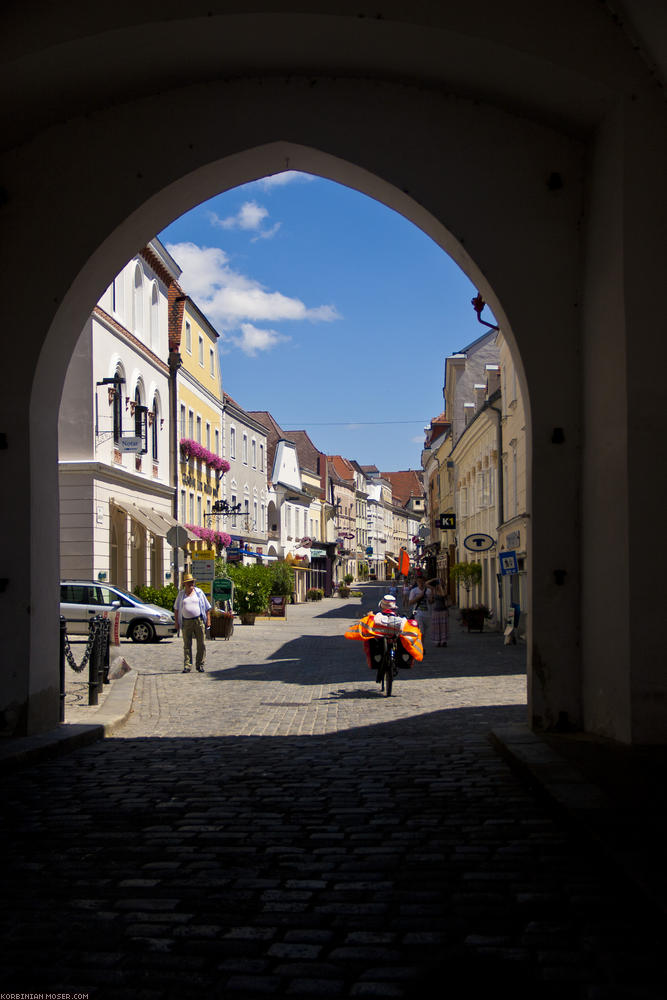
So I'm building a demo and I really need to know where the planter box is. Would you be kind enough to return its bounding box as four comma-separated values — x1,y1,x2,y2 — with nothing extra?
209,612,234,640
461,609,485,632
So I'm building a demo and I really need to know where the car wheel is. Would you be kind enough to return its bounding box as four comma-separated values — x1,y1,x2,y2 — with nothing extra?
128,619,155,643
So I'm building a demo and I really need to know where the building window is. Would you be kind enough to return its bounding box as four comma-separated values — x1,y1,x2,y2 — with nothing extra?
188,409,194,439
149,281,159,351
132,263,143,337
197,496,202,526
252,439,256,468
196,415,202,443
189,493,195,523
151,396,159,461
198,335,204,366
243,434,248,465
112,368,125,445
180,490,186,520
180,404,186,440
260,443,264,471
230,427,236,460
253,501,258,529
210,348,215,376
185,321,192,354
214,428,220,455
231,494,237,528
206,422,211,450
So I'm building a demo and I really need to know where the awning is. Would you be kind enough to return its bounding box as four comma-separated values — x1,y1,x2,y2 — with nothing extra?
148,507,199,542
112,500,198,542
385,555,398,566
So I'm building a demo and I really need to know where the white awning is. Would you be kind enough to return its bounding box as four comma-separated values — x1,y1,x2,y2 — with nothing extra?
112,500,198,542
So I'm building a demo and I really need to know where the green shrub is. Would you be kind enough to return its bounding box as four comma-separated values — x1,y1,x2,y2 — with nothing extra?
343,574,354,585
270,560,295,596
223,562,273,614
338,585,350,597
306,588,324,601
134,583,178,611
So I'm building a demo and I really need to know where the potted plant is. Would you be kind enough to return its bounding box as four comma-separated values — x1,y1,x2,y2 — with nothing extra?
268,560,294,616
460,604,490,632
224,563,273,624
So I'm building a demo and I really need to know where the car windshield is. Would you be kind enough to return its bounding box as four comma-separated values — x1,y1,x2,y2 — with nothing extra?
108,584,142,603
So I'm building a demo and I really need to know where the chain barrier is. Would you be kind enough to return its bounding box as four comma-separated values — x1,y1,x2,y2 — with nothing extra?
62,617,100,673
60,615,112,710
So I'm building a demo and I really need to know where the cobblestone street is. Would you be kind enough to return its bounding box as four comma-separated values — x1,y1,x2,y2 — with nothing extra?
2,590,662,998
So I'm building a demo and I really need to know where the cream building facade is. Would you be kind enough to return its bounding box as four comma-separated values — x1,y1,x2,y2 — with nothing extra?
59,240,185,592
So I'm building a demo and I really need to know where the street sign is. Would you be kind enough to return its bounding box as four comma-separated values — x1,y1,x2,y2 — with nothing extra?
167,525,189,549
499,550,519,575
212,578,233,602
464,533,496,552
438,513,456,530
192,550,215,582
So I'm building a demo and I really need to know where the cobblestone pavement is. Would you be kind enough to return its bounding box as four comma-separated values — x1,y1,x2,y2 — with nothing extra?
2,589,662,998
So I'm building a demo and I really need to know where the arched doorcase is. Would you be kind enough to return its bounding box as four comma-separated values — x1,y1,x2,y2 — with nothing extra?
3,11,665,743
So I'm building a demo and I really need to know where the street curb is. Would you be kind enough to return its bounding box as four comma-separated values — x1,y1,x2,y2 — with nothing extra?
0,670,138,771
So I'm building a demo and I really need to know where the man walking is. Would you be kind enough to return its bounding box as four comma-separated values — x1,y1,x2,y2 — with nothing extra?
173,572,211,673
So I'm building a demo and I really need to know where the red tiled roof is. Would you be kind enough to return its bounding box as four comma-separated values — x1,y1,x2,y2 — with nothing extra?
380,469,425,506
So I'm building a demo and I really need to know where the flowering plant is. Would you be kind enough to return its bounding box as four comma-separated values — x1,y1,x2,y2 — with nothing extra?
186,524,232,549
224,563,273,614
180,438,230,474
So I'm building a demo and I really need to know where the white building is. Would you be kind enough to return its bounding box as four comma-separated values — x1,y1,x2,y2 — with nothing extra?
221,393,269,563
58,240,190,591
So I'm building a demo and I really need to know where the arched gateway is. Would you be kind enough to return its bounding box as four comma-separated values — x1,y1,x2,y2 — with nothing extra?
1,4,665,744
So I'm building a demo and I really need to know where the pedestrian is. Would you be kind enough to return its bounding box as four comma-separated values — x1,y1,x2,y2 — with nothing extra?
173,572,211,673
408,569,431,644
428,577,449,646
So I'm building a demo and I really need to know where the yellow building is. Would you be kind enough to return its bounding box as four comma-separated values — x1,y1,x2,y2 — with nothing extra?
497,331,528,634
175,299,226,561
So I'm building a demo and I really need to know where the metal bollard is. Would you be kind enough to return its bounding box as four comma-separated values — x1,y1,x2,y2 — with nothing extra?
101,617,111,686
88,616,101,706
59,616,67,722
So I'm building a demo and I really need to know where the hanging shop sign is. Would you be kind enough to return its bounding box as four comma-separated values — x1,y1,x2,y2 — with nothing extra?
438,513,456,530
463,533,496,553
119,435,143,453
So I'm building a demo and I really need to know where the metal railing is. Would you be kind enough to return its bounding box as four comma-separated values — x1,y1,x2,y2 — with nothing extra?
59,615,111,720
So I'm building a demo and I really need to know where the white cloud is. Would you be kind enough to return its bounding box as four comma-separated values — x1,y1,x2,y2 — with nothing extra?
251,222,282,242
211,200,269,231
167,241,341,356
232,323,291,357
255,171,315,190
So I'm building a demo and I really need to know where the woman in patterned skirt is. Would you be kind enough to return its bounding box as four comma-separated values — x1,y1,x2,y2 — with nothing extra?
429,578,449,647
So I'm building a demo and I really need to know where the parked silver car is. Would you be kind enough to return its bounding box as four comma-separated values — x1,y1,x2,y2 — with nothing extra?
60,581,176,643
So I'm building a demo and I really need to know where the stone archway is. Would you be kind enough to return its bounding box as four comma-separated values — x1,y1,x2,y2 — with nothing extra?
3,6,666,744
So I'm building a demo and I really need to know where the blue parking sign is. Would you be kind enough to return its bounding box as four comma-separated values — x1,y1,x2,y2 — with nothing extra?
500,550,518,575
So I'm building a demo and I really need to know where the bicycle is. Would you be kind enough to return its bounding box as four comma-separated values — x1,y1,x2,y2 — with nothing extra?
376,634,400,696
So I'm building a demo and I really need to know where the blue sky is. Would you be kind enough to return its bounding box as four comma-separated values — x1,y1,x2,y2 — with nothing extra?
160,171,489,472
